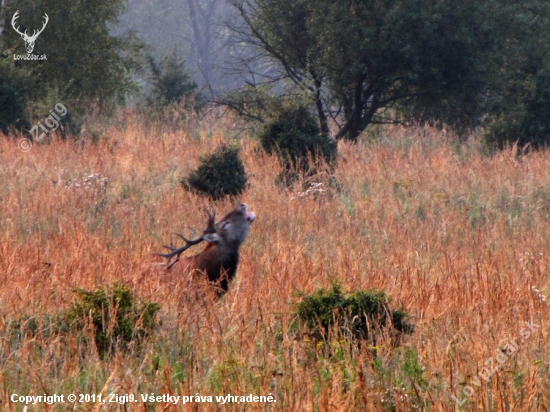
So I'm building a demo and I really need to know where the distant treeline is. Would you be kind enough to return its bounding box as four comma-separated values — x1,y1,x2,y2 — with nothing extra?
1,0,550,148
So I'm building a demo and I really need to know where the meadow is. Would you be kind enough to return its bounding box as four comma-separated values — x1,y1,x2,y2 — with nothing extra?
0,114,549,411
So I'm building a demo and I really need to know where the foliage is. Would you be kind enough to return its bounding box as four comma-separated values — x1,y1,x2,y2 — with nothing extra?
6,283,160,358
183,144,248,200
484,73,550,149
2,0,141,120
228,0,330,134
34,85,81,137
147,52,204,111
294,284,414,346
483,2,550,149
65,283,160,357
218,85,281,123
0,58,31,134
258,103,337,174
229,0,549,142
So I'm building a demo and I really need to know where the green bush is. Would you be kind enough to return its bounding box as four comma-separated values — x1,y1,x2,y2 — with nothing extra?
294,284,413,346
66,283,160,357
259,103,337,175
183,144,248,200
7,283,160,358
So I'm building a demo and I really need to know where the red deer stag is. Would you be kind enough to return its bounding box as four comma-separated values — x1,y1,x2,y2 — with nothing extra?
154,204,256,296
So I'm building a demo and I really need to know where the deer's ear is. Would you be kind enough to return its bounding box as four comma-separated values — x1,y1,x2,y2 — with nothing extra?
203,233,219,243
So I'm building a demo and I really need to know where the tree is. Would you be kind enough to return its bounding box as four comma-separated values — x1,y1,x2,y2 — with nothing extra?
147,52,202,110
117,0,239,90
227,0,528,141
2,0,140,119
0,58,32,134
228,0,329,134
483,1,550,148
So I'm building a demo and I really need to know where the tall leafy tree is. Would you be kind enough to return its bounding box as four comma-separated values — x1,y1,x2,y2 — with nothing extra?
2,0,139,117
309,0,503,140
228,0,540,142
483,1,550,148
228,0,329,134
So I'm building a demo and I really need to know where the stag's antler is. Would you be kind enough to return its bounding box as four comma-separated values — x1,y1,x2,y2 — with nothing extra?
154,208,216,269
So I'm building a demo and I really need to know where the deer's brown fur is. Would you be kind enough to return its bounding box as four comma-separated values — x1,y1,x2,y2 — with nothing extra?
155,204,255,296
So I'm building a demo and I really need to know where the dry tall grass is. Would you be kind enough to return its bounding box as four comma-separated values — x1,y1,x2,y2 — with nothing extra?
0,118,549,411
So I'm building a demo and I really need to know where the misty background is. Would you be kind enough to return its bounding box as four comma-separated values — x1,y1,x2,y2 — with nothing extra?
1,0,550,149
113,0,243,94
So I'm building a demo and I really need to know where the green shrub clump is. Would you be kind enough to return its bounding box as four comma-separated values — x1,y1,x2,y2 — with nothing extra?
183,144,248,200
294,284,413,346
6,283,160,358
259,104,337,175
66,282,160,357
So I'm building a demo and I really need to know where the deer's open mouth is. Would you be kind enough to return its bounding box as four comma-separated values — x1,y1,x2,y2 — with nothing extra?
240,203,255,222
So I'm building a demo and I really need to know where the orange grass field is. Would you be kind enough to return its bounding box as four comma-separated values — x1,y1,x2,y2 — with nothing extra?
0,116,549,411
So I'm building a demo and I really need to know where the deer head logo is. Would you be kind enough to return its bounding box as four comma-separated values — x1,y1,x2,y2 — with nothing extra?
11,11,49,54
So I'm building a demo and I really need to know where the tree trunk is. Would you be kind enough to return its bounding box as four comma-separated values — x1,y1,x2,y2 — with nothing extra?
313,76,329,136
187,0,216,81
337,82,364,142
